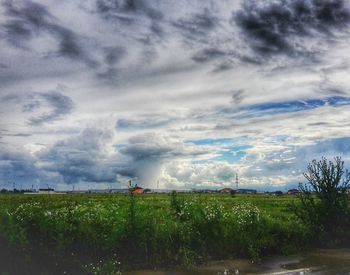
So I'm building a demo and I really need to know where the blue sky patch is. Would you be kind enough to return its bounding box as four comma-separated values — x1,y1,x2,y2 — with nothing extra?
188,138,253,164
188,138,235,146
187,136,250,146
239,96,350,119
214,149,247,164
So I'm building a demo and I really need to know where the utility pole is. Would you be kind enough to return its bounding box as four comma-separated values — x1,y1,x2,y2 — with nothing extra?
235,174,239,190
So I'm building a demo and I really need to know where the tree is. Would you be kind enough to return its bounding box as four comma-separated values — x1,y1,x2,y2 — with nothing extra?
294,157,350,244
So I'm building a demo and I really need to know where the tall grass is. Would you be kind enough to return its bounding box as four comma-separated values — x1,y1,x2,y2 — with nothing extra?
0,193,310,273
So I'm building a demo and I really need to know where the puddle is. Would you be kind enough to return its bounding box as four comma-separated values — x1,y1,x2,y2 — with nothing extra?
125,249,350,275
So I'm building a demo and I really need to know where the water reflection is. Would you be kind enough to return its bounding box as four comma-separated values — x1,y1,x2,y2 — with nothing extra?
126,249,350,275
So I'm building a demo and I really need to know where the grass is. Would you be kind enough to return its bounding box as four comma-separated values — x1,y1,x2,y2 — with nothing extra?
0,193,310,274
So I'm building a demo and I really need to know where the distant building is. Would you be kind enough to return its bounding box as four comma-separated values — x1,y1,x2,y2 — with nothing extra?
194,189,215,193
220,188,234,193
287,188,300,195
109,189,129,194
154,189,192,193
38,188,55,194
132,186,144,195
236,189,257,194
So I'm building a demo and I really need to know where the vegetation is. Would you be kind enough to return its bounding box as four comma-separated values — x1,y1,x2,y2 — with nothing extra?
1,156,349,274
293,156,350,246
0,193,309,274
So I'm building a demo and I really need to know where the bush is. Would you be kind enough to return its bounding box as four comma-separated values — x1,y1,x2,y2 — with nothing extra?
293,156,350,245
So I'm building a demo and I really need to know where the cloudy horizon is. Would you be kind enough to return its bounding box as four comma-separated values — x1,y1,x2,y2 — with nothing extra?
1,0,350,191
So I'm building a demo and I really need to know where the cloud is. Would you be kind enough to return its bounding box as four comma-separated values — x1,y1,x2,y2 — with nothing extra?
28,92,75,125
0,146,47,188
94,0,164,43
104,46,126,66
1,90,74,125
119,133,210,186
234,0,350,59
36,130,210,187
172,9,219,43
39,128,121,184
231,89,245,104
192,48,227,63
227,136,350,190
120,133,208,160
96,0,163,22
2,0,96,66
161,161,237,189
295,137,350,161
116,114,175,130
1,1,350,190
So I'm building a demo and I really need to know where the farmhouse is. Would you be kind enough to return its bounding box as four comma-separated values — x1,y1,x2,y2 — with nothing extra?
132,186,144,195
220,188,234,193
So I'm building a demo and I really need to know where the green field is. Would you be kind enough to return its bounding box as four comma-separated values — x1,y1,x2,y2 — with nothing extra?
0,193,311,274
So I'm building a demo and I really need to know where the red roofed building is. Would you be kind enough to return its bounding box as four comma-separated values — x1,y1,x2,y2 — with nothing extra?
132,186,144,195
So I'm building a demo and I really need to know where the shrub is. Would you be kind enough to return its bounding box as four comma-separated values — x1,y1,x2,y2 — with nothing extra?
293,156,350,245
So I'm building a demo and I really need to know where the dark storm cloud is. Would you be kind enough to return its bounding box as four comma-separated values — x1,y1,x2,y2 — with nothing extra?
22,127,140,185
212,63,233,73
191,48,227,63
97,46,126,81
96,67,121,82
119,133,209,161
104,46,126,66
150,21,164,37
28,92,75,125
2,0,49,43
0,147,42,187
2,0,96,66
53,26,97,67
120,141,173,161
96,0,163,24
234,0,350,58
39,128,120,184
118,133,211,186
119,134,176,161
1,91,75,125
172,9,219,42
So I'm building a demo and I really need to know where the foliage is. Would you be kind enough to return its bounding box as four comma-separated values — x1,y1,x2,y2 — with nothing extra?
0,193,313,273
294,156,350,245
170,191,182,218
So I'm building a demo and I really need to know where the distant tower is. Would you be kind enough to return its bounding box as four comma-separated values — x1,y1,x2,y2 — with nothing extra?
157,180,159,189
235,174,239,190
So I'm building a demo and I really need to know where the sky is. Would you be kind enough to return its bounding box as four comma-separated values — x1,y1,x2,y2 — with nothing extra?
1,0,350,191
